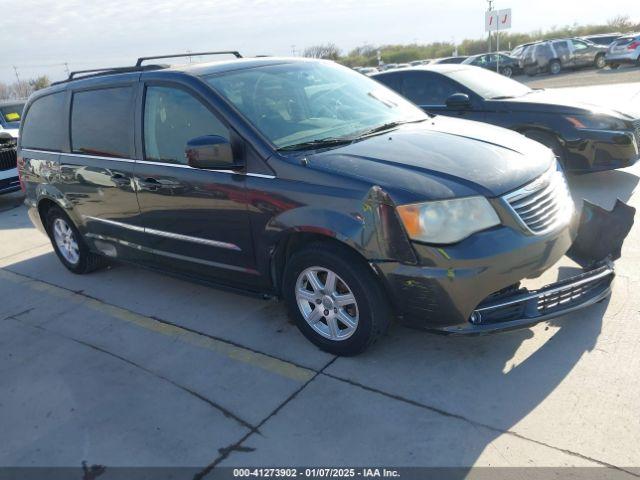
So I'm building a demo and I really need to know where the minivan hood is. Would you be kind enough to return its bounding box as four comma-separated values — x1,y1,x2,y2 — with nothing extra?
307,116,554,202
499,90,638,119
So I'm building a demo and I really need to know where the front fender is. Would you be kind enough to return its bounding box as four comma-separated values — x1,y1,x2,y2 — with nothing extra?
258,185,418,289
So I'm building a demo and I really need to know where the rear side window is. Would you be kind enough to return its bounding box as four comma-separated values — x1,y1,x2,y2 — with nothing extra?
21,92,67,151
401,72,458,106
71,86,134,158
374,72,402,91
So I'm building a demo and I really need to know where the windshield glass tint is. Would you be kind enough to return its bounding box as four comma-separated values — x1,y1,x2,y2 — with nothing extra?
0,103,25,123
445,68,531,99
205,61,426,148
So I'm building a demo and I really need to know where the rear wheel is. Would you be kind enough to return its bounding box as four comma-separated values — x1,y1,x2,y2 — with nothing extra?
283,242,391,356
595,54,606,69
46,206,108,274
549,60,562,75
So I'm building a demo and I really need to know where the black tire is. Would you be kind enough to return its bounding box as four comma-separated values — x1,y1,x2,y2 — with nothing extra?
525,66,538,77
282,242,391,356
501,66,513,78
549,59,562,75
594,54,606,69
522,129,565,165
45,206,108,274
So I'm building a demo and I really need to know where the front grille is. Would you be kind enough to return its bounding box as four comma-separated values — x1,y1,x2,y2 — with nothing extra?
0,145,17,171
504,166,574,234
473,264,614,325
537,266,612,315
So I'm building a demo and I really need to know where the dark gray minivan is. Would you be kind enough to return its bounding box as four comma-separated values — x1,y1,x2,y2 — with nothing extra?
17,53,633,355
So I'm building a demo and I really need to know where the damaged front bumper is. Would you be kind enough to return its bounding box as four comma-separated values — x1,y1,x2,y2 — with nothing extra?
378,199,635,333
451,261,614,333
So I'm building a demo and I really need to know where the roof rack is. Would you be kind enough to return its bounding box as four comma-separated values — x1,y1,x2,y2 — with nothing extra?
52,51,242,86
135,50,242,67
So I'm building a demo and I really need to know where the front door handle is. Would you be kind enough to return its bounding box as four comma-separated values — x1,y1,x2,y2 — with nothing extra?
110,173,131,188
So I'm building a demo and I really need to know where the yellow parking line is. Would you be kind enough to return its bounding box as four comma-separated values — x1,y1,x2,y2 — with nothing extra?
0,268,315,383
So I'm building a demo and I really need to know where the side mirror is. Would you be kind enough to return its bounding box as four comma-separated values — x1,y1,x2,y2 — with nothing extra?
445,93,471,109
185,135,239,170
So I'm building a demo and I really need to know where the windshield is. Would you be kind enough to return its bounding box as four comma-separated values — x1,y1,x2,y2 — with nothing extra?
445,68,532,99
510,45,529,57
205,61,426,149
0,103,25,125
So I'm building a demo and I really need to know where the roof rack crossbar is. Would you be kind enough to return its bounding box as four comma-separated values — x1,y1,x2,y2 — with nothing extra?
135,51,242,67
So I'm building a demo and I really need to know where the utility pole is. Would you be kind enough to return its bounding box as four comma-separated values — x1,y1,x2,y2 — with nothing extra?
12,66,23,98
291,45,297,56
63,62,70,77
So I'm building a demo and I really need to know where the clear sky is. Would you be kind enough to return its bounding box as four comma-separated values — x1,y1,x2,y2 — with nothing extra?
1,0,635,83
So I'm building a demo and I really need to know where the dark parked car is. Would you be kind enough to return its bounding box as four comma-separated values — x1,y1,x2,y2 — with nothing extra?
373,65,639,172
462,53,521,77
521,38,608,75
581,33,622,47
17,54,632,355
605,33,640,68
0,100,25,194
432,56,469,64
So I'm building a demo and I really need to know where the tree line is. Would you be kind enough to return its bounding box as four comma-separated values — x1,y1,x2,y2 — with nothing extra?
304,14,638,66
0,76,50,101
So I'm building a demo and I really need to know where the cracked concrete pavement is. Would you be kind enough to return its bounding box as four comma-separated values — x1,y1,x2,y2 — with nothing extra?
1,83,639,477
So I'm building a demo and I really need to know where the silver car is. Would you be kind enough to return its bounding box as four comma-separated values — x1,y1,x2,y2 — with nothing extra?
605,33,640,69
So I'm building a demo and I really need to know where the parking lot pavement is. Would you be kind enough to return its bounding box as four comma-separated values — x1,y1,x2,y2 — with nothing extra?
1,94,639,475
518,64,640,89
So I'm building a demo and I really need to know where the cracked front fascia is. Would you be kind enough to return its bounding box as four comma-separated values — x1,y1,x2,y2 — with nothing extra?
362,185,418,265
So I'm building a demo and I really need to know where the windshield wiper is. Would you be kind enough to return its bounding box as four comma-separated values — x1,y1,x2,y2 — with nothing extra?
488,95,517,100
352,118,427,139
277,137,354,151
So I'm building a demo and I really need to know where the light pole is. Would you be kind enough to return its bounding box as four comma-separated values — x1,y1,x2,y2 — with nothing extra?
487,0,494,52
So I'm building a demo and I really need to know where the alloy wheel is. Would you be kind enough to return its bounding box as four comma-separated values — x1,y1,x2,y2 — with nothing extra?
52,218,80,265
295,266,359,341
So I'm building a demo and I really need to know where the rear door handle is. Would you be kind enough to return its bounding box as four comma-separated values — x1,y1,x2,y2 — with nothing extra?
136,177,161,191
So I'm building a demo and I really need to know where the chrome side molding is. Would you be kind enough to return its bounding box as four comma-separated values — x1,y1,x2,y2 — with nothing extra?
83,216,241,251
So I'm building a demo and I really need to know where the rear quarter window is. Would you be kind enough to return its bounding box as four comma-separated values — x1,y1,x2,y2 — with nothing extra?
21,92,67,151
71,86,135,158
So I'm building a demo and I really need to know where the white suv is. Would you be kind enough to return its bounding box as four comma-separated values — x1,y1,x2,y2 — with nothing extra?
605,33,640,69
0,101,25,194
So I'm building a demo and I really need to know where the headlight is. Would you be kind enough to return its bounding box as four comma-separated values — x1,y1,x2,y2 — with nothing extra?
397,196,501,244
565,115,628,131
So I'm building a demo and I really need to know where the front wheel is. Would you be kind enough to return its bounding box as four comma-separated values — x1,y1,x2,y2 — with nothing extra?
46,206,108,274
283,242,391,356
522,129,565,165
595,54,606,69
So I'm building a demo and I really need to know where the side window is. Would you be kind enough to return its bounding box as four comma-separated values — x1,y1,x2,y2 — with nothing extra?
401,72,458,106
571,40,588,51
71,86,135,158
373,73,402,92
21,92,67,151
551,42,569,59
144,86,230,165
